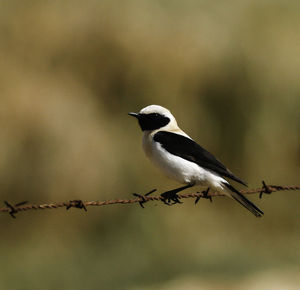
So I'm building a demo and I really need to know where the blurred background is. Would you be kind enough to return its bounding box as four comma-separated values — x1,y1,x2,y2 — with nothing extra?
0,0,299,289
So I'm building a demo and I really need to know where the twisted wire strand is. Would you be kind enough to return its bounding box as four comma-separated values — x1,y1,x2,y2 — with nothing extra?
1,182,299,218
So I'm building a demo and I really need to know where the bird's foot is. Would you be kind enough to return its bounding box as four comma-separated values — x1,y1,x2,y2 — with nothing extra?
195,187,212,204
161,184,194,205
133,189,157,208
161,190,182,205
66,200,87,211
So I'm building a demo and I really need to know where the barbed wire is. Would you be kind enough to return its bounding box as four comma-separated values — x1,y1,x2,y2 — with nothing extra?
1,181,299,218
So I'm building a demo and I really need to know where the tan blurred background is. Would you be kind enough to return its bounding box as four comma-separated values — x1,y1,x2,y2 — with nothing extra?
0,0,300,289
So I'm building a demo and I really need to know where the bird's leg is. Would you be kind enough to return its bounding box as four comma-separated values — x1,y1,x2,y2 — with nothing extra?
161,183,194,205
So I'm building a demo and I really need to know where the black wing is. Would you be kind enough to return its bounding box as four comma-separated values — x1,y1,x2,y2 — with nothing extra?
153,131,247,186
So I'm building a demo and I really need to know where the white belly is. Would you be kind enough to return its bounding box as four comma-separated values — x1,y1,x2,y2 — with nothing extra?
143,134,226,190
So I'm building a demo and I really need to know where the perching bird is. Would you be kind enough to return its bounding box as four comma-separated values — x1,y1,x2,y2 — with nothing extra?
129,105,263,217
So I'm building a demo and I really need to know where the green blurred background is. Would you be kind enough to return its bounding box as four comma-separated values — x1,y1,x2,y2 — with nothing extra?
0,0,299,289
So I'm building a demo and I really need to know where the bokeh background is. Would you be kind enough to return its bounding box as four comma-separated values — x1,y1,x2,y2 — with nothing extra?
0,0,299,289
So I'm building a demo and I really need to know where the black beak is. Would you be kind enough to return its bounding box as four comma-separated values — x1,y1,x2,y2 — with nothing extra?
128,112,139,118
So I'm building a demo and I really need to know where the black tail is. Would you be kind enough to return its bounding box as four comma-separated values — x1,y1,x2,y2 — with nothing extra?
223,183,264,217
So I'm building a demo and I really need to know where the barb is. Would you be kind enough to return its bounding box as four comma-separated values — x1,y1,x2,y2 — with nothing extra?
1,181,299,218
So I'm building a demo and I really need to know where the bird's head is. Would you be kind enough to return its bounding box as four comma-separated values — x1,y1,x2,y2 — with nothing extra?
129,105,177,132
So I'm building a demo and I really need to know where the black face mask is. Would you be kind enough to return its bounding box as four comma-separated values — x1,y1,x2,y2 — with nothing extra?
136,113,170,131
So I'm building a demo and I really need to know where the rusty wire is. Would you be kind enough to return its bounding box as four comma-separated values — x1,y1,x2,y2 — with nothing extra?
1,181,299,218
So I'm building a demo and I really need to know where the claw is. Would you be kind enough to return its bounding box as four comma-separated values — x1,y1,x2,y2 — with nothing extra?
161,184,193,205
161,191,182,205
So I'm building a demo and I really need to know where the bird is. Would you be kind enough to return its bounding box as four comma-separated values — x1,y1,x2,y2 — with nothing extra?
129,105,264,217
